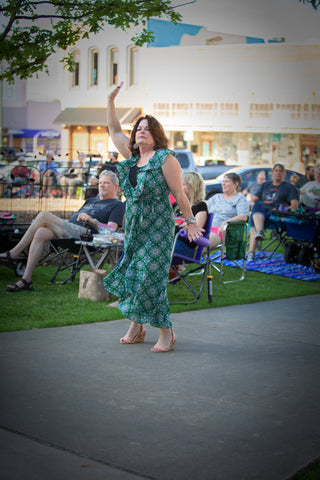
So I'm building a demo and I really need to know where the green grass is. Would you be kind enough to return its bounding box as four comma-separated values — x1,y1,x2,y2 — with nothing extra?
0,261,319,333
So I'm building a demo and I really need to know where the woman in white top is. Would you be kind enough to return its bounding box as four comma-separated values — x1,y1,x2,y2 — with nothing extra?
207,172,250,249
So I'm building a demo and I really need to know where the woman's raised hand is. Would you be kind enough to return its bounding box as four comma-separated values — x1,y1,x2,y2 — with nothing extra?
108,81,124,102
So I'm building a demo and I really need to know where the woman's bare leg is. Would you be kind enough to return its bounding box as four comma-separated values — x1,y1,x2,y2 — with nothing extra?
120,321,146,344
20,227,57,283
209,232,222,250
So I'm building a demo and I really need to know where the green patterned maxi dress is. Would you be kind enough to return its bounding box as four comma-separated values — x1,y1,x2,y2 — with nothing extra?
103,149,175,328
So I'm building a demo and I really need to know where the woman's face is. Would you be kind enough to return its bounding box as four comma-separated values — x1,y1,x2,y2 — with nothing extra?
272,166,286,182
135,119,155,148
222,176,237,194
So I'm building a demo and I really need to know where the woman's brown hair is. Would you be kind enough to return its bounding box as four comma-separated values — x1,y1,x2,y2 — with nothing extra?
129,115,170,156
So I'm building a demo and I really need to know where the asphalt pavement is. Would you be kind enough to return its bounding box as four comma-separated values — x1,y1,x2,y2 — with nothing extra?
1,294,320,480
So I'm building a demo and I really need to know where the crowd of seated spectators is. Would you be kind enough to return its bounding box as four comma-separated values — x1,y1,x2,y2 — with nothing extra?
1,151,103,199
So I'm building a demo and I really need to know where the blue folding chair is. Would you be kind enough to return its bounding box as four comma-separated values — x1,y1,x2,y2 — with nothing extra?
269,209,320,266
169,213,213,305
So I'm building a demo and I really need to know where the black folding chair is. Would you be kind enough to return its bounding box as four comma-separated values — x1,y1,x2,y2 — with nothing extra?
0,217,29,276
254,215,288,260
38,237,89,284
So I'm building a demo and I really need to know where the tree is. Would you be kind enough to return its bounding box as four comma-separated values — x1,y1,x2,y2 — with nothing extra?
299,0,320,9
0,0,185,83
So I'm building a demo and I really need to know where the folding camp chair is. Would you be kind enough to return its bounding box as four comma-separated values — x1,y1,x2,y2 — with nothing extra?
210,221,248,283
39,235,123,284
169,213,213,305
268,209,320,266
0,213,29,276
38,237,90,284
254,215,288,260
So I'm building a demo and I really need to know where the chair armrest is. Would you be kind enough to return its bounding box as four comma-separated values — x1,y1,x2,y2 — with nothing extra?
179,229,210,247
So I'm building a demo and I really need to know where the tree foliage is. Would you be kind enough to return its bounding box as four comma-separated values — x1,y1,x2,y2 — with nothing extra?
299,0,320,9
0,0,183,82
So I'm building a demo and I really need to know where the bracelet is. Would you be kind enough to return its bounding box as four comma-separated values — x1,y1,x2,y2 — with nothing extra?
185,216,196,225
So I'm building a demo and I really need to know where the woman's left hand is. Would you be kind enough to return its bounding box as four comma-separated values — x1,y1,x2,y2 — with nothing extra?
183,222,205,242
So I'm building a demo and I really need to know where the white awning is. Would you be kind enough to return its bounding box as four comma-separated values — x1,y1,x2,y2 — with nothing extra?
53,107,141,126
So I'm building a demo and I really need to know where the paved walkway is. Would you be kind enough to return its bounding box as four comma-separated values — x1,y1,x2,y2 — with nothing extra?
1,295,319,480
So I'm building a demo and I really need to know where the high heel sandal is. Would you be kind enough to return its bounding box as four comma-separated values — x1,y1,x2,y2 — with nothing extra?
151,329,176,353
120,324,146,344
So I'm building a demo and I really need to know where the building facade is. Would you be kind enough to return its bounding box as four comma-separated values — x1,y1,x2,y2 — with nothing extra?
2,19,320,170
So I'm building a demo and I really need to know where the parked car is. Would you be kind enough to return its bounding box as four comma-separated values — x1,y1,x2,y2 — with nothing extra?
173,150,236,180
174,150,197,172
197,159,237,180
205,166,304,199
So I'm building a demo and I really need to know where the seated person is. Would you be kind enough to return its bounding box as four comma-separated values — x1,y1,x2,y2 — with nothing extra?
296,165,315,189
290,174,299,186
299,167,320,209
207,172,250,250
60,160,75,198
88,153,120,194
173,171,208,259
60,155,85,199
98,151,119,174
10,156,30,186
0,170,125,292
247,163,299,261
6,156,34,197
37,151,60,197
242,170,266,202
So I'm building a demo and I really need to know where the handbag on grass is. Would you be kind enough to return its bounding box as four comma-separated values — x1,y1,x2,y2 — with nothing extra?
78,269,110,302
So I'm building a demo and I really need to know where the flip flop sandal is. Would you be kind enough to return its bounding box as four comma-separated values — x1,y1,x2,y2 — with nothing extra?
0,251,17,269
6,278,34,292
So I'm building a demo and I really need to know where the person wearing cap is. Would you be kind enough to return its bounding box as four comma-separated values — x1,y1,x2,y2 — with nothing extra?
247,163,299,262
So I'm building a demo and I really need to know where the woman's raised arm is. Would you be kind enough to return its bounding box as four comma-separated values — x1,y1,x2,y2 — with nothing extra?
107,82,131,159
